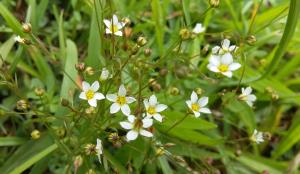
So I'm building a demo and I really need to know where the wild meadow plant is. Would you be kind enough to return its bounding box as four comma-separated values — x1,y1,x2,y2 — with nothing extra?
0,0,300,173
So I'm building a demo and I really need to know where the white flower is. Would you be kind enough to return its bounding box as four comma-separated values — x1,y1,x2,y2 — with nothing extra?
99,68,110,81
192,23,205,34
207,53,241,78
96,138,103,164
212,39,238,55
186,91,211,117
14,36,25,44
239,87,257,107
120,115,153,141
103,14,125,36
250,129,264,144
106,84,136,116
79,81,105,107
143,95,168,122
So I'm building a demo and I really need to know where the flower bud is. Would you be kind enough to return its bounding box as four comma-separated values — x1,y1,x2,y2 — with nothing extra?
209,0,220,8
84,144,96,155
22,23,32,33
34,87,45,96
170,87,180,96
156,147,165,156
122,17,131,26
16,99,30,110
14,36,30,45
54,127,65,138
234,149,242,157
195,88,203,95
137,36,147,46
263,132,272,141
131,44,140,55
246,35,256,45
75,62,85,72
85,107,96,115
159,68,168,77
61,98,69,107
85,66,95,76
86,169,96,174
124,27,132,38
152,83,161,92
179,28,190,40
74,155,83,172
144,48,152,57
31,129,41,139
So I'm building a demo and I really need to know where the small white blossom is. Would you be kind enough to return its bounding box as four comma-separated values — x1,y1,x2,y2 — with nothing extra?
207,53,241,78
96,138,103,164
106,84,136,116
186,91,211,117
239,87,257,107
192,23,205,34
143,95,168,122
99,68,110,81
250,129,264,144
212,39,238,55
103,14,125,36
120,115,153,141
79,81,105,107
14,36,25,44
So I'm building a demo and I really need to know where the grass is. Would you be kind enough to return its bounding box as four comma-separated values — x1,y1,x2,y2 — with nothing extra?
0,0,300,173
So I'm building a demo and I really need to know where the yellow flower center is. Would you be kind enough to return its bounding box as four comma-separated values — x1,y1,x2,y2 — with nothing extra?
147,106,156,115
110,24,118,33
218,64,229,72
191,103,200,111
116,96,126,105
85,90,95,100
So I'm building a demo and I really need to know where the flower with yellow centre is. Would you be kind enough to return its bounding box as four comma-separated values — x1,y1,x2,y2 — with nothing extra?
143,95,168,122
212,39,238,55
103,14,125,36
207,53,241,78
238,87,257,107
120,115,153,141
106,84,136,116
79,81,105,107
186,91,211,117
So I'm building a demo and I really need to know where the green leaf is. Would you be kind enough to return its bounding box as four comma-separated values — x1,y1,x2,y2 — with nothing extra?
0,36,15,66
0,2,24,36
151,0,165,55
0,135,57,174
0,137,27,146
103,149,128,174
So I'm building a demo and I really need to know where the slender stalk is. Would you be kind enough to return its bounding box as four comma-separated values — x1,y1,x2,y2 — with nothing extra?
165,113,189,133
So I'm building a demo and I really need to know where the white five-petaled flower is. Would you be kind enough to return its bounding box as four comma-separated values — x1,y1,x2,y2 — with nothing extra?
103,14,125,36
207,53,241,78
143,95,168,122
250,129,264,144
186,91,211,117
79,81,105,107
96,138,103,164
192,23,205,34
120,115,153,141
99,68,110,81
106,84,136,116
212,39,238,55
239,87,257,107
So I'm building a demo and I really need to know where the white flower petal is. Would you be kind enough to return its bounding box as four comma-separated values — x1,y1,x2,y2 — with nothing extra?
149,95,157,106
191,91,198,103
103,19,111,29
143,99,149,108
221,53,233,65
209,55,221,66
207,64,220,73
199,107,211,114
82,81,90,91
198,97,208,107
156,104,168,112
94,93,105,100
244,87,252,95
153,113,163,122
222,39,230,49
246,101,253,107
88,99,97,107
229,45,237,51
126,130,138,141
110,103,120,114
126,97,136,104
121,104,131,116
248,94,256,102
91,81,99,91
128,115,136,123
142,118,153,128
140,130,153,137
112,14,118,25
186,100,192,108
79,92,87,100
96,138,103,154
221,71,233,78
105,28,112,34
118,84,126,96
193,23,205,34
212,46,221,54
193,111,201,117
120,121,133,129
114,31,123,36
229,62,241,71
106,94,117,102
